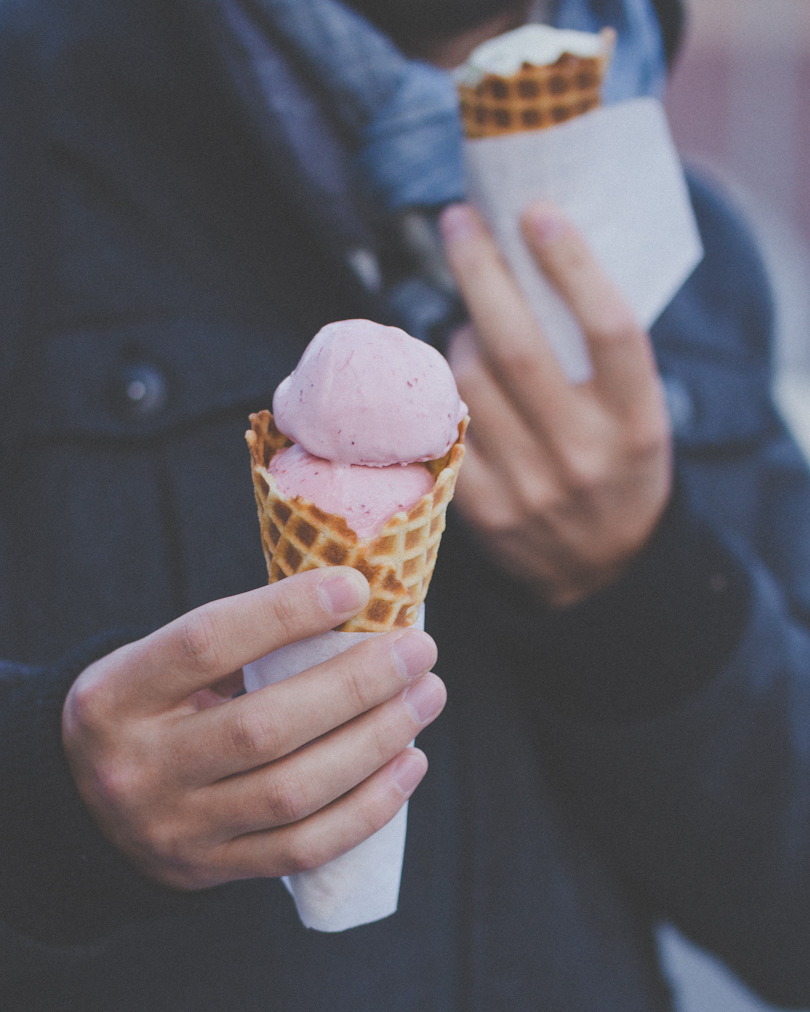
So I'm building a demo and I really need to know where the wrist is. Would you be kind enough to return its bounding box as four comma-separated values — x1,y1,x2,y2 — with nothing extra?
534,477,674,609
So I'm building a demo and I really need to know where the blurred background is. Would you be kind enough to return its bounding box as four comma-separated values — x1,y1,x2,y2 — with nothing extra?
666,0,810,454
659,3,810,1009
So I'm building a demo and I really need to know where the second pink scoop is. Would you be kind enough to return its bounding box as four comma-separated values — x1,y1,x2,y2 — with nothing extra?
268,444,435,540
272,319,467,466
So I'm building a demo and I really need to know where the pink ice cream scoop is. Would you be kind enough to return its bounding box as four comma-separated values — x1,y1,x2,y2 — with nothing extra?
270,319,467,540
272,319,467,466
268,444,435,540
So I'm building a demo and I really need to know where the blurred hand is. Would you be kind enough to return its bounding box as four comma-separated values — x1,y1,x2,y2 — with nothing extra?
62,568,444,890
439,202,672,607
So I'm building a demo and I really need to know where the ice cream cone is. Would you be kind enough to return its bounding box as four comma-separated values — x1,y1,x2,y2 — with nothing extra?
246,410,468,633
457,27,615,140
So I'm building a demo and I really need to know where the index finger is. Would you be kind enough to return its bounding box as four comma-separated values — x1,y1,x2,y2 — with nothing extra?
439,203,574,426
521,201,661,415
99,568,370,714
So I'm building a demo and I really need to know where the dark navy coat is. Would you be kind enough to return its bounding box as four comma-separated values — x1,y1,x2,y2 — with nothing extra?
2,1,810,1009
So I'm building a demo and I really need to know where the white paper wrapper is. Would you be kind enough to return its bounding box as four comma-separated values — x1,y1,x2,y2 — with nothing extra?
242,606,424,932
464,97,704,383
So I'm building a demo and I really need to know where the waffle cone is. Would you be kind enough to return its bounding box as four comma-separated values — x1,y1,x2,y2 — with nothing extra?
246,411,467,633
458,27,615,140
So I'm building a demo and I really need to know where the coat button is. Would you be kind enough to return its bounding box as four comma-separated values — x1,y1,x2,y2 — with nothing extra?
117,363,168,419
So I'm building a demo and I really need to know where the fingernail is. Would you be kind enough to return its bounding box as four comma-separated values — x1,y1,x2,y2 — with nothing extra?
523,203,569,244
439,203,478,242
317,572,366,615
391,752,427,797
403,674,445,724
392,631,437,681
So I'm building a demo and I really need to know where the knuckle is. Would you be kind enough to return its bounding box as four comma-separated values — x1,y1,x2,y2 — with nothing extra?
628,415,671,460
264,769,312,827
491,345,540,385
477,512,514,538
339,660,375,715
466,496,518,536
359,795,397,838
133,814,225,890
67,673,110,733
138,817,178,859
177,608,225,675
587,317,631,346
227,705,282,762
280,835,328,875
369,709,411,762
587,309,638,346
626,431,663,464
511,473,553,520
138,818,197,874
559,447,606,495
348,783,402,844
93,760,151,809
266,584,305,644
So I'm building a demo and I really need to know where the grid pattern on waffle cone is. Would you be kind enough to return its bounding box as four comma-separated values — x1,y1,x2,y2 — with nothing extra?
246,411,467,633
458,29,615,140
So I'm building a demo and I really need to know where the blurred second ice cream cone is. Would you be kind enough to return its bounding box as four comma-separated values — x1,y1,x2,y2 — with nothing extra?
455,24,616,139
